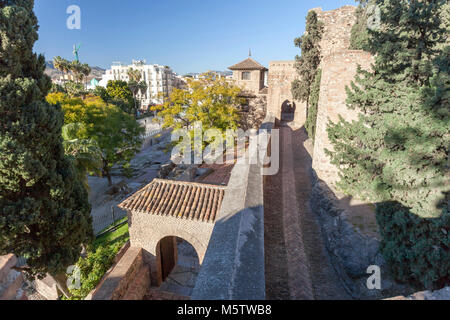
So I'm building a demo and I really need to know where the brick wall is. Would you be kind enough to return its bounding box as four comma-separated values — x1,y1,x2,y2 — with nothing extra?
311,6,358,58
232,70,265,94
267,61,306,128
89,245,150,300
312,50,374,187
128,211,214,285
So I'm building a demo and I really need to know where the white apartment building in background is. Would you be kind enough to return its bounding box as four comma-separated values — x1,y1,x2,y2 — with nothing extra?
98,59,181,107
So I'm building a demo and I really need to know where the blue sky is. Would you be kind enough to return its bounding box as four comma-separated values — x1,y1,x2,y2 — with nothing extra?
34,0,355,75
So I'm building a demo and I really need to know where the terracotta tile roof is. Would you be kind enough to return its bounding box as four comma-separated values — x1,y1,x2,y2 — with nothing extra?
229,58,268,71
118,179,226,223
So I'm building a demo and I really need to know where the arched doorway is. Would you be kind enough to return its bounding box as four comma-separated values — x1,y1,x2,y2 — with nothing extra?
156,236,200,297
281,99,296,123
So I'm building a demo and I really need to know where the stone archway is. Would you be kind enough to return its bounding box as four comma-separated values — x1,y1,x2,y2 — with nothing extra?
155,234,204,286
155,236,201,295
281,99,296,123
118,179,226,287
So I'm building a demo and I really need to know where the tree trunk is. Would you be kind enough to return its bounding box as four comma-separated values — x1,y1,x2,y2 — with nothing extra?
51,273,73,299
104,167,112,186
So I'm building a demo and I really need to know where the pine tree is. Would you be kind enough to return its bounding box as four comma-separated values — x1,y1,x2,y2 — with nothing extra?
0,0,93,281
291,10,324,139
327,0,449,289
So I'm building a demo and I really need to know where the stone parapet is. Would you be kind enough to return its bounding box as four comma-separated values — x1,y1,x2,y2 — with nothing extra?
89,244,150,300
191,115,276,300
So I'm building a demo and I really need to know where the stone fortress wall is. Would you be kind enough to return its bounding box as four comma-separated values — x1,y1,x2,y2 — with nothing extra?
310,6,374,188
265,5,373,189
312,50,374,186
267,61,306,128
312,6,359,56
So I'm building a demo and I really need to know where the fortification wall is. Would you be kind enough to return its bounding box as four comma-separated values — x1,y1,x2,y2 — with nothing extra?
266,6,358,131
267,61,306,128
307,5,374,188
312,50,374,188
311,6,358,58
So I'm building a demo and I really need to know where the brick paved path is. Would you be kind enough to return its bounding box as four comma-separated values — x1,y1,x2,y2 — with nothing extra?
264,122,350,300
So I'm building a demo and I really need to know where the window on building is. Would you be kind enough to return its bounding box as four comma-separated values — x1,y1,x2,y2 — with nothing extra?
242,72,251,80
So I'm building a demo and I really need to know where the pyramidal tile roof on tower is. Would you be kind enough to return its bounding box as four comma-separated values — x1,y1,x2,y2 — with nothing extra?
118,179,226,223
228,58,268,70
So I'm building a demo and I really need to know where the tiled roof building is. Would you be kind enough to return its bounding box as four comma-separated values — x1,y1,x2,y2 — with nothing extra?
229,58,268,71
118,179,226,223
229,57,268,95
118,179,227,286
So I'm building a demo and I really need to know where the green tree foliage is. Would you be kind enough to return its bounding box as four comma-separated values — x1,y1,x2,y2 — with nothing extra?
53,56,71,75
152,72,241,149
305,69,322,142
53,56,91,84
326,0,449,289
93,85,109,102
349,0,374,50
67,220,129,300
62,123,103,190
376,201,449,290
47,93,145,186
70,60,91,84
106,80,134,114
292,10,324,140
0,0,93,278
291,11,324,106
64,80,87,98
50,82,66,94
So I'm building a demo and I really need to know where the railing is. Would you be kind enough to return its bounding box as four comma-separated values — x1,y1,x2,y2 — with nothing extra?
92,206,128,235
142,128,162,139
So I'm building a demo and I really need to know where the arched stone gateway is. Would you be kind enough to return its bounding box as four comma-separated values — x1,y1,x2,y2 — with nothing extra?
118,179,226,286
156,236,200,295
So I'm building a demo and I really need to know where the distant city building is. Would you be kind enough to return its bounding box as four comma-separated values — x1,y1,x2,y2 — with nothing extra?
87,77,100,90
99,59,180,106
53,73,75,85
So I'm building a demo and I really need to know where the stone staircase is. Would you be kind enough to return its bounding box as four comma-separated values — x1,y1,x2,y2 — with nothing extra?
0,254,26,300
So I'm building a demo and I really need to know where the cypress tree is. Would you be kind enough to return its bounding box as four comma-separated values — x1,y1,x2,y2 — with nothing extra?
0,0,93,281
327,0,449,288
305,69,322,142
349,0,374,50
291,10,324,134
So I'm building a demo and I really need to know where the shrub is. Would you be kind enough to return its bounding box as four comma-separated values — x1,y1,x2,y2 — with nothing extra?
376,201,450,290
67,220,130,300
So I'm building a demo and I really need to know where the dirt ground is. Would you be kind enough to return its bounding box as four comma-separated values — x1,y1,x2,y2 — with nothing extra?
88,119,171,234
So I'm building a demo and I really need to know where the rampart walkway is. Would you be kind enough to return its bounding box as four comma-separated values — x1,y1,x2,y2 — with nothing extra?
264,121,350,300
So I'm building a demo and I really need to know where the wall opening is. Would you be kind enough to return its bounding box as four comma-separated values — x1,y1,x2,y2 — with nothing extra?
242,71,251,80
156,236,200,297
281,99,296,123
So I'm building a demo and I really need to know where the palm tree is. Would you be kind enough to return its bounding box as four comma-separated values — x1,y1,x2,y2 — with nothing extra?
127,68,147,117
53,56,71,79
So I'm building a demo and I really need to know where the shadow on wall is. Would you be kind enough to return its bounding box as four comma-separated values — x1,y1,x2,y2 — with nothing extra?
309,154,449,297
267,122,426,300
